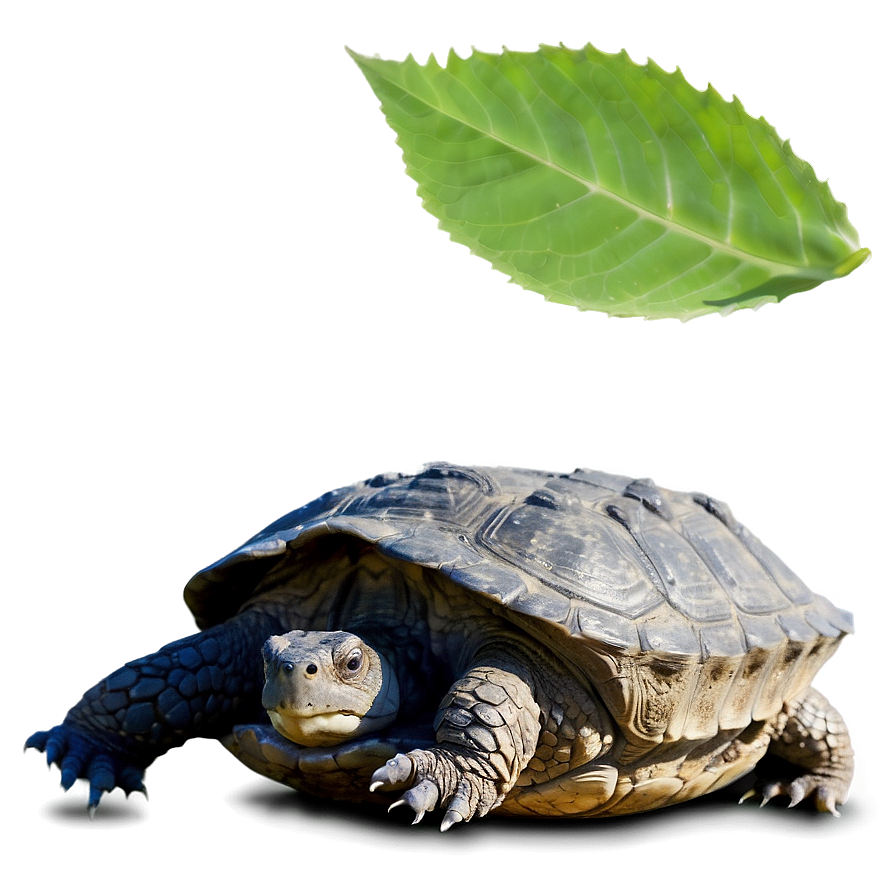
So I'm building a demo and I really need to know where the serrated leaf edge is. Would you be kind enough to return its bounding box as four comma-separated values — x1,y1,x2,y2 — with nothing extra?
348,45,870,318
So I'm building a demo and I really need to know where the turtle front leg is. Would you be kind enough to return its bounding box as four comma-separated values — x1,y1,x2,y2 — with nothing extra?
26,607,282,814
371,661,542,831
744,687,854,815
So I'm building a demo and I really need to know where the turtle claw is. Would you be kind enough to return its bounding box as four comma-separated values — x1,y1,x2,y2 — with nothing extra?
370,752,415,792
82,753,117,813
387,779,439,824
387,796,426,826
815,787,842,817
740,775,846,816
45,739,63,768
786,778,807,808
22,731,50,753
87,784,109,813
440,809,463,832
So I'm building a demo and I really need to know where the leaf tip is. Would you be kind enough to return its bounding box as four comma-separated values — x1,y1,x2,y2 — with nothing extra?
834,247,871,277
345,45,376,63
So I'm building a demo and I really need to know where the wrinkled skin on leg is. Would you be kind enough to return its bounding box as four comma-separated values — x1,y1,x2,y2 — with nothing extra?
368,640,614,830
369,661,543,831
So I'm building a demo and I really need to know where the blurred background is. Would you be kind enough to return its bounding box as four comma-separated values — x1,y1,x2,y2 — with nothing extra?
2,2,891,892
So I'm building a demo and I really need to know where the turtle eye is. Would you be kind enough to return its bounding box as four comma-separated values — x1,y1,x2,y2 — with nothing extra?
345,649,363,675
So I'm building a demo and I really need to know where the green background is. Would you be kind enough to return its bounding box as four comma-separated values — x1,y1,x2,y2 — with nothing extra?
4,2,890,894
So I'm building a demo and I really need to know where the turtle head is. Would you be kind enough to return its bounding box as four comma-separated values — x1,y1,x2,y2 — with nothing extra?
261,631,400,747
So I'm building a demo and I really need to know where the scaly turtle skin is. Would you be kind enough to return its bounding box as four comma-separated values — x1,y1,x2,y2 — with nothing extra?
27,464,854,827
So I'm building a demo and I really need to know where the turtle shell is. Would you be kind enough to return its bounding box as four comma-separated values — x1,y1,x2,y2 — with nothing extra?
184,463,852,752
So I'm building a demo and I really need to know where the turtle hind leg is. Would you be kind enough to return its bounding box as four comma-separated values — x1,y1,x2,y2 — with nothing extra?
743,687,853,816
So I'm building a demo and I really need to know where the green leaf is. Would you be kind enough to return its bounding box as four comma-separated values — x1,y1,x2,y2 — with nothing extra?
349,45,869,320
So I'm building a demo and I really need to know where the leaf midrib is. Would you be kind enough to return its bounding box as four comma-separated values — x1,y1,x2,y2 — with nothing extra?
371,58,828,278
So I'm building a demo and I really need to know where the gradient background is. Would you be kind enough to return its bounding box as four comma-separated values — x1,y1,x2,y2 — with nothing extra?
3,2,891,892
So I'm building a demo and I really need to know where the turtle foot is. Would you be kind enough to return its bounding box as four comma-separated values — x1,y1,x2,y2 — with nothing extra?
26,725,146,815
739,773,847,816
371,748,501,831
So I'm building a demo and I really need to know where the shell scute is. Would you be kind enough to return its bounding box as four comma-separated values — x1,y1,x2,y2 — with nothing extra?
694,493,817,608
347,463,495,528
573,602,640,651
446,558,532,610
562,468,637,496
673,503,793,614
698,621,747,658
479,499,666,621
637,602,701,656
373,525,482,572
739,613,786,650
607,500,738,625
622,478,675,521
805,606,848,639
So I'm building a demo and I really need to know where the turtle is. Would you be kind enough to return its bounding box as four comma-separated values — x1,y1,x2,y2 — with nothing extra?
27,463,854,828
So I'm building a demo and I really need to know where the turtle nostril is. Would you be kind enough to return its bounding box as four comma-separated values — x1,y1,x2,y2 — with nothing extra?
306,663,318,676
282,662,295,674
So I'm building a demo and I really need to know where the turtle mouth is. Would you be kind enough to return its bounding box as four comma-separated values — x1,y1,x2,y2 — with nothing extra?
267,708,364,747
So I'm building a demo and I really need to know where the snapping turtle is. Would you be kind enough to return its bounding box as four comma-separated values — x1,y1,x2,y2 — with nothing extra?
27,464,854,827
